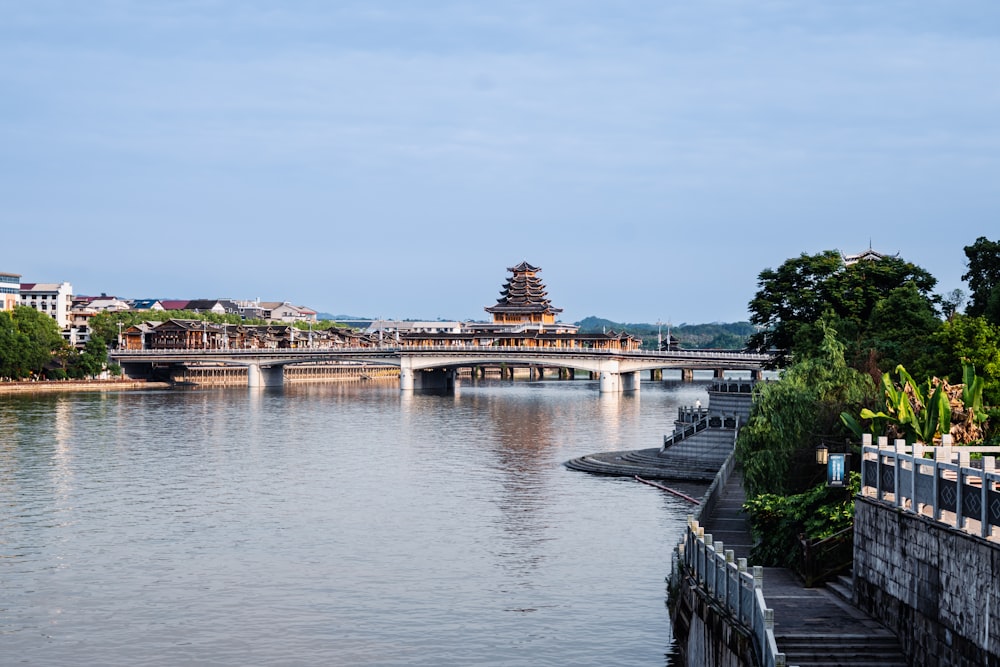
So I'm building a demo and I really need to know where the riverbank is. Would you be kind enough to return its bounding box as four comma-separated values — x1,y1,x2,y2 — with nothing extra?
0,378,172,394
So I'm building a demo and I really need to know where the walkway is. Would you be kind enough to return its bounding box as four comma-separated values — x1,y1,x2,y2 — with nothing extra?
701,471,907,667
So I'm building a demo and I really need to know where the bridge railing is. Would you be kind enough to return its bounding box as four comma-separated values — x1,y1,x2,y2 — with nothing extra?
111,345,772,361
860,435,1000,539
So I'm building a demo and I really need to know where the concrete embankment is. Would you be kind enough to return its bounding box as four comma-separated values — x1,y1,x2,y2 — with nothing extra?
0,379,171,394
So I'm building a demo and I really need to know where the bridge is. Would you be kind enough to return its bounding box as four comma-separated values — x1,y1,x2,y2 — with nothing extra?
110,346,773,392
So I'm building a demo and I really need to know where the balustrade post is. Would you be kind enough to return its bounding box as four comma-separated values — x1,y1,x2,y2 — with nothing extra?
982,465,990,538
932,458,941,521
704,535,714,595
714,541,724,601
956,466,965,530
894,439,905,506
738,558,747,621
876,445,884,502
725,549,735,611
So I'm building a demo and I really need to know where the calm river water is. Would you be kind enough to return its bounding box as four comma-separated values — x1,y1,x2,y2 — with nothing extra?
1,378,711,666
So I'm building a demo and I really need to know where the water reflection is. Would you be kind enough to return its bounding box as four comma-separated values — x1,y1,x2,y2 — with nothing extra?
1,379,707,666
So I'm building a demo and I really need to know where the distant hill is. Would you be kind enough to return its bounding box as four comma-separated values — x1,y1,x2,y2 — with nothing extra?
574,317,754,350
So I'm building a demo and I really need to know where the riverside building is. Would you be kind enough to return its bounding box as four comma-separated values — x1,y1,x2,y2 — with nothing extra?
1,272,20,312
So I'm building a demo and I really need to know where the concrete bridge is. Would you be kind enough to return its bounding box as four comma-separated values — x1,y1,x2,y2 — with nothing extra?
110,346,773,392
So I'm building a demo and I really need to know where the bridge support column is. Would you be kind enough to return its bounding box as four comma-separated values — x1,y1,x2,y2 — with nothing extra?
622,371,641,393
400,357,415,390
650,369,662,381
415,368,455,391
714,368,725,379
681,368,694,382
247,363,283,388
752,369,764,381
599,372,620,393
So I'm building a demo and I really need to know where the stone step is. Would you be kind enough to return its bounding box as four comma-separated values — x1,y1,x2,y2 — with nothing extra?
825,574,854,605
777,633,906,666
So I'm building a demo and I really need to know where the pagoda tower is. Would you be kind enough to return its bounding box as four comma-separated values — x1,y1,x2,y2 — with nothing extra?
485,262,563,327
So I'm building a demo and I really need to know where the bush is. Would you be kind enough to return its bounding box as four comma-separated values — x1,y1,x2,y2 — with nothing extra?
743,473,859,568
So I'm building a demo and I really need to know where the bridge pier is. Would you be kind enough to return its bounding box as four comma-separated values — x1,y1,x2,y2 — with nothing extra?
399,359,456,391
400,365,415,391
681,368,694,382
622,371,641,393
650,369,662,381
247,363,284,388
599,371,620,393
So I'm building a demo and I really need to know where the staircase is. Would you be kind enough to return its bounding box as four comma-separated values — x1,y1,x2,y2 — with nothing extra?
774,570,907,667
776,634,907,667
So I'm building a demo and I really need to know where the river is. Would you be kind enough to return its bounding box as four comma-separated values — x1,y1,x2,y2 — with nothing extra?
1,378,710,666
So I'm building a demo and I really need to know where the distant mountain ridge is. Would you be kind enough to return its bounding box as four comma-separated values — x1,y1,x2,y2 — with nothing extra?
574,317,754,350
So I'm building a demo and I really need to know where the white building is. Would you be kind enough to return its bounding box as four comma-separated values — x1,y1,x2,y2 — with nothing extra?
256,301,318,323
365,320,465,336
20,281,73,328
1,271,20,312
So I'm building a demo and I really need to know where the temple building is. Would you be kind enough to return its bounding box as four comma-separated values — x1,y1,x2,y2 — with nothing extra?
841,245,899,266
485,262,568,331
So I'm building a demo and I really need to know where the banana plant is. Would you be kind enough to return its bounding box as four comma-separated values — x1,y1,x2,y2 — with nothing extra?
961,362,988,426
844,365,949,444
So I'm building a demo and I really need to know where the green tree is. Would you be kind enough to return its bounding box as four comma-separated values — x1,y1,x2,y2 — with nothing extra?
747,250,844,366
748,250,938,369
941,288,967,322
860,282,942,376
924,314,1000,405
72,336,109,378
0,306,68,379
0,311,28,378
737,321,875,497
963,236,1000,323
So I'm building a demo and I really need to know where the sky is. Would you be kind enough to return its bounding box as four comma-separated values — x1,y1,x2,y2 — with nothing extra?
3,1,999,325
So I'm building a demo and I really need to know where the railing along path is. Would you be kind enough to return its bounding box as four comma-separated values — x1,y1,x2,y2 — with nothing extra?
861,433,1000,540
676,518,790,667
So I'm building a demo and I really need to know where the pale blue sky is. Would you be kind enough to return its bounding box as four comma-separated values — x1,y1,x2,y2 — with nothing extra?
3,1,998,323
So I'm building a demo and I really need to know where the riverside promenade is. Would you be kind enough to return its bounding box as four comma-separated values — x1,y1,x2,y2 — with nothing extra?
684,468,906,667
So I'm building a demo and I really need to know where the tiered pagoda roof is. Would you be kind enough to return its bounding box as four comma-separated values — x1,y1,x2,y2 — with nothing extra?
485,262,563,316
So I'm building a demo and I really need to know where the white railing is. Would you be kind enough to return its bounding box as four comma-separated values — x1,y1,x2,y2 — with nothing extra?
676,519,791,667
860,434,1000,539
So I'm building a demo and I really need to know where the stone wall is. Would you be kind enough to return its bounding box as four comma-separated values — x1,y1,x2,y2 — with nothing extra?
854,498,1000,666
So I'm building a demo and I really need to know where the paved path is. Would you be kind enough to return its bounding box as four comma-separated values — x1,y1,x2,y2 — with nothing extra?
700,471,907,667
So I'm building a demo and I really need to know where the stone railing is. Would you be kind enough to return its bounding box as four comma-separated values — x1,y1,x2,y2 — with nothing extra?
674,518,791,667
860,434,1000,539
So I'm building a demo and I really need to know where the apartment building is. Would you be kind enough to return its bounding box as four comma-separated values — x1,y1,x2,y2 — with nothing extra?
1,272,20,311
20,281,74,328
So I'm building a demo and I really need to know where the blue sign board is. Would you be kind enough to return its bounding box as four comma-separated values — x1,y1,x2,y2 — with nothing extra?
827,453,848,488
